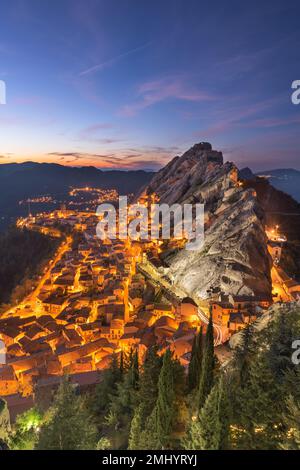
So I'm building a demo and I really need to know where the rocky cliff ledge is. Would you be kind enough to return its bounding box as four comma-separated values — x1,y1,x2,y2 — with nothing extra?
145,142,272,300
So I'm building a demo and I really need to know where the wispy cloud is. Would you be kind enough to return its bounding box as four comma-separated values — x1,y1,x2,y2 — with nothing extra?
45,144,180,170
193,95,285,139
80,123,113,133
242,115,300,128
47,151,112,165
76,123,125,145
79,42,152,76
119,76,215,116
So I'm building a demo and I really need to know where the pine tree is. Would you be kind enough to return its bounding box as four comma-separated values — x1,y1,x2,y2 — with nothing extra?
198,313,215,410
128,405,143,450
93,353,121,416
106,350,140,448
188,327,203,392
281,395,300,449
138,346,162,423
109,369,136,423
230,308,300,450
119,350,125,375
234,354,283,449
268,308,295,381
217,375,231,450
232,308,300,450
128,350,139,390
139,409,159,450
184,375,230,450
155,349,176,449
36,377,97,450
126,346,163,450
233,322,255,386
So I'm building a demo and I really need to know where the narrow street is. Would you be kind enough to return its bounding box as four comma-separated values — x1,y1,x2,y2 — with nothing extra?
271,266,293,302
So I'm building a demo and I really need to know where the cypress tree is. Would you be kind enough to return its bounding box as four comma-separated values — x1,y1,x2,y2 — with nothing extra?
139,409,159,450
155,349,176,449
198,313,215,411
123,348,139,391
233,322,255,386
268,308,295,381
188,326,203,392
126,347,163,449
138,346,162,423
195,383,219,449
216,375,231,450
131,350,139,390
119,350,125,375
106,349,141,448
93,353,121,416
128,405,143,450
184,375,230,450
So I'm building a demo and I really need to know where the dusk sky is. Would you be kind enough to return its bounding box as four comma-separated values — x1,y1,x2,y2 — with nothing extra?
0,0,300,171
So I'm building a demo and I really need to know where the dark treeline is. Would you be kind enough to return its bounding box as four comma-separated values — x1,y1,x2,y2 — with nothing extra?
2,305,300,450
0,226,59,305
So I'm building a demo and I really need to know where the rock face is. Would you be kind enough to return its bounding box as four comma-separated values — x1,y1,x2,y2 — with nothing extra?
145,143,272,300
238,167,255,180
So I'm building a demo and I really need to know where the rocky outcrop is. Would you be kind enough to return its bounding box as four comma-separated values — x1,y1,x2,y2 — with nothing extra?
145,142,272,301
238,167,255,180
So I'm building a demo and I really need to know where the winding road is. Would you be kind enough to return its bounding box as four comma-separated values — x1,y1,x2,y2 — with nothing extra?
196,306,223,346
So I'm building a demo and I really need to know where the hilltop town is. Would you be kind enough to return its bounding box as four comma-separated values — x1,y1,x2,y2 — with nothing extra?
0,201,197,400
1,193,299,410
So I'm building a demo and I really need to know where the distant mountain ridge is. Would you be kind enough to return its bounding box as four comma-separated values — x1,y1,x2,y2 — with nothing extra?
0,161,154,194
239,167,300,202
0,161,154,230
0,161,154,189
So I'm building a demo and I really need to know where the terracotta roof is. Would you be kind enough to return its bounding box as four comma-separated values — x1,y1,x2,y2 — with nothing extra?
181,297,197,307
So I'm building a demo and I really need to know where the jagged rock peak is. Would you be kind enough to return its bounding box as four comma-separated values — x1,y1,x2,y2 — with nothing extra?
191,141,212,151
144,142,272,300
146,142,225,204
177,141,223,166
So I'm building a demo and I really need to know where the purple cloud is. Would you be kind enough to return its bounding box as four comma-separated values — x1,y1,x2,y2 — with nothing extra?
119,76,215,116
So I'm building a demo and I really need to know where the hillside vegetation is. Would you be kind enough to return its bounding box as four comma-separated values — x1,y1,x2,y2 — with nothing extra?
0,227,59,305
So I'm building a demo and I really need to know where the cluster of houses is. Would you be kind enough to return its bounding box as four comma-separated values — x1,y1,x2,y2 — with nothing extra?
3,209,296,407
210,293,272,335
0,210,202,399
267,228,300,301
